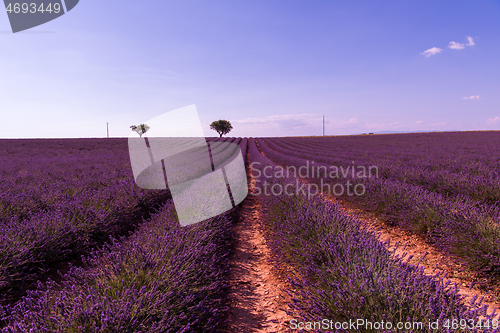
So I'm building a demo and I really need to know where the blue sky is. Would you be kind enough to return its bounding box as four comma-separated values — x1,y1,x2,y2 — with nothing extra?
1,0,499,138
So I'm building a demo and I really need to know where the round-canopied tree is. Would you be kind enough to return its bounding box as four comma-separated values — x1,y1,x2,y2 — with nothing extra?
210,120,233,137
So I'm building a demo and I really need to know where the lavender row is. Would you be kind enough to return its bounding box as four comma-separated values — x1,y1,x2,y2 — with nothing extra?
0,201,234,332
259,178,496,332
0,139,140,222
258,137,500,282
266,135,500,204
260,137,500,208
238,138,248,165
351,177,500,280
279,132,500,175
247,144,497,331
0,139,169,303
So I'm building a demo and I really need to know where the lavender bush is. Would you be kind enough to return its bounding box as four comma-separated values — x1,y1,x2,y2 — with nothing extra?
260,180,498,332
259,135,500,282
265,133,500,204
247,143,499,331
0,139,169,302
0,201,234,332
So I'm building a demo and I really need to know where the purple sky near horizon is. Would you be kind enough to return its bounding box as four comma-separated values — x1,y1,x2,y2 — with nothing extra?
1,0,499,138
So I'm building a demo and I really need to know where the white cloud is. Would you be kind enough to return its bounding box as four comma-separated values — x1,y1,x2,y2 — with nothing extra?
449,36,475,49
487,116,500,125
346,117,359,124
233,113,319,125
361,120,404,130
352,119,450,133
423,36,475,57
227,112,478,137
428,121,447,127
448,41,465,50
462,95,482,100
228,113,324,136
420,47,443,57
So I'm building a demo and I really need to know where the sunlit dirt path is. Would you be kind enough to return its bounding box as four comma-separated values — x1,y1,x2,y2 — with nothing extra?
226,194,293,332
244,137,500,324
327,195,500,319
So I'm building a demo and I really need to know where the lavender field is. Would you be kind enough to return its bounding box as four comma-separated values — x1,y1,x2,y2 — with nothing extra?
248,132,500,331
0,139,234,331
1,132,500,332
257,132,500,284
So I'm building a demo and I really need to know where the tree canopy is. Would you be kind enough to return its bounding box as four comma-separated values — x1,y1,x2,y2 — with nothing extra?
210,120,233,137
130,124,150,137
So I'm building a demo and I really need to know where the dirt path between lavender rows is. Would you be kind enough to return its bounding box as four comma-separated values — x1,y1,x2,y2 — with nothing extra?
224,185,500,331
252,139,500,320
330,196,500,319
226,194,294,332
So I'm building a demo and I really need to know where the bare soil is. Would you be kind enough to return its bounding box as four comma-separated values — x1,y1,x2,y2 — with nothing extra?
332,196,500,318
234,140,500,329
226,194,293,332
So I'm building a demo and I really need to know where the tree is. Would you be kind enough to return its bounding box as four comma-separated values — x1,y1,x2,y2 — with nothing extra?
210,120,233,137
130,124,150,137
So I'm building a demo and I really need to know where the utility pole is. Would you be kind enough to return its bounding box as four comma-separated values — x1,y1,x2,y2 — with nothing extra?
323,115,325,136
107,122,109,138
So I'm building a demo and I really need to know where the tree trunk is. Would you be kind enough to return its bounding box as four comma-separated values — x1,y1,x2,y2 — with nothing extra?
220,133,223,137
